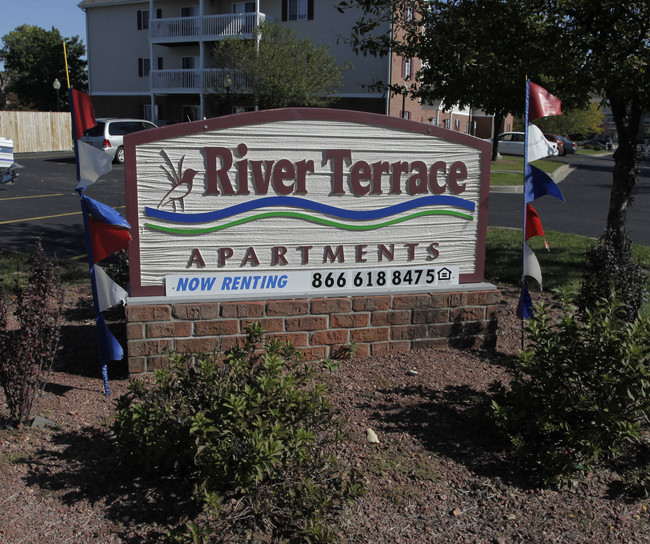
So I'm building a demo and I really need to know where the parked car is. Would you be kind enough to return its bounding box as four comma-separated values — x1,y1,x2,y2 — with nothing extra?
81,118,157,163
544,133,565,156
580,135,614,151
0,137,23,185
558,135,577,154
495,132,558,157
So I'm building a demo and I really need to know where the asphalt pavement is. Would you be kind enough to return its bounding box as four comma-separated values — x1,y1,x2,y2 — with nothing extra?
488,152,650,247
1,151,126,260
1,150,648,262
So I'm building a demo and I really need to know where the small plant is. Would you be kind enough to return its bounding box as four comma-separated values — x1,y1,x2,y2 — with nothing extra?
322,358,341,372
325,341,357,372
113,323,364,543
626,462,650,498
0,240,64,427
577,227,648,320
490,291,650,486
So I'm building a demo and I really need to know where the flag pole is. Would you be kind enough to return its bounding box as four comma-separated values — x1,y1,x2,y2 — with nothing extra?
69,90,112,395
63,41,71,89
79,194,111,395
521,77,531,350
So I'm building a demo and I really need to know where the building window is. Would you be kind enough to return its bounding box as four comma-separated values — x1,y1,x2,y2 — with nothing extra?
137,9,161,30
282,0,314,21
454,119,460,131
182,56,196,69
403,57,412,80
233,2,255,12
181,6,198,17
402,110,410,120
137,10,149,30
138,58,151,77
139,57,163,77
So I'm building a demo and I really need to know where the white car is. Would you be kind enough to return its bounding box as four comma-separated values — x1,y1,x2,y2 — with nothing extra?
495,131,558,157
81,118,157,163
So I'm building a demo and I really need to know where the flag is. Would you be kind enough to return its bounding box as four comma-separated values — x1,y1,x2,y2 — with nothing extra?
528,82,562,121
517,284,534,320
81,194,132,263
70,89,97,140
524,164,565,203
96,313,124,362
75,140,113,190
527,123,557,162
95,265,128,312
525,204,550,250
524,243,543,289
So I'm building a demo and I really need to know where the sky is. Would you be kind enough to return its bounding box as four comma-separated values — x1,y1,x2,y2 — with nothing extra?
0,0,87,43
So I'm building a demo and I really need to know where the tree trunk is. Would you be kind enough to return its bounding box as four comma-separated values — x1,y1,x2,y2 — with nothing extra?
606,96,641,236
491,113,503,161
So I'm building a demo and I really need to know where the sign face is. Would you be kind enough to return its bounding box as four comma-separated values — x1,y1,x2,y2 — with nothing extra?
125,109,491,298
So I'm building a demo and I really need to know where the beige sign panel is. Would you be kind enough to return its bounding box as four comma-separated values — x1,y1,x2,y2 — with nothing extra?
125,109,491,298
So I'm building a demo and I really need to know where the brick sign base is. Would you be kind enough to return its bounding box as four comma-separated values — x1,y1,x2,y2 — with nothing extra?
125,285,500,374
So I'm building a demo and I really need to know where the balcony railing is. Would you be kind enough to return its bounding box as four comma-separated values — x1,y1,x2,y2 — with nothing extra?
151,69,250,94
151,13,273,43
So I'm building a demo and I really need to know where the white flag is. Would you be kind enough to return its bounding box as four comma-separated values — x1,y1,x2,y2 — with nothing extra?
527,123,556,162
76,140,112,190
94,265,127,312
524,243,543,290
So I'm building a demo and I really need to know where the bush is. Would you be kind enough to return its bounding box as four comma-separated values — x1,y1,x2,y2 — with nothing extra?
0,240,64,427
490,292,650,486
113,323,364,543
577,227,647,320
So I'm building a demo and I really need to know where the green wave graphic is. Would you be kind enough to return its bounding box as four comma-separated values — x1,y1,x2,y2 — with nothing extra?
145,209,473,235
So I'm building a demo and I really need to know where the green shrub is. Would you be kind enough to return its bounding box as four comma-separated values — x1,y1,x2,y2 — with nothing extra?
113,323,364,543
0,240,64,428
577,227,648,321
490,292,650,486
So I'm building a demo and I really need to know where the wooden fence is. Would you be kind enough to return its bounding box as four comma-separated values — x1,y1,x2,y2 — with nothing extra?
0,111,72,153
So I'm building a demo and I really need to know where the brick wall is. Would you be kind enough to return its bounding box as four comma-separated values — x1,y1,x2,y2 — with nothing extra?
125,288,500,374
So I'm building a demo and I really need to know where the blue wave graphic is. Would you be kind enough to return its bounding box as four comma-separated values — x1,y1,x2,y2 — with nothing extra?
145,195,475,224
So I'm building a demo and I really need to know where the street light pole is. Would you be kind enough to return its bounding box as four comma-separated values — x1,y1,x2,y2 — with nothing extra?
223,74,232,115
53,78,61,112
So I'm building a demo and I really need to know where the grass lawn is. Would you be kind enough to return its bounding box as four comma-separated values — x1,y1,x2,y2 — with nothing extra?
485,226,650,292
0,249,88,289
490,155,561,186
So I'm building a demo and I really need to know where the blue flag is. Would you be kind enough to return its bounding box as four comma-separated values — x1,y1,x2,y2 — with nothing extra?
96,313,124,362
524,164,565,204
516,284,535,320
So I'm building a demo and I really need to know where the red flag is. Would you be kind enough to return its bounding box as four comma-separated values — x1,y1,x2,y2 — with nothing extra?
70,89,97,140
88,216,132,263
525,203,549,250
528,82,561,120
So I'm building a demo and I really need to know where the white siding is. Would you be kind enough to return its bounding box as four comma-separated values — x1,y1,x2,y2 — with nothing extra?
87,2,152,94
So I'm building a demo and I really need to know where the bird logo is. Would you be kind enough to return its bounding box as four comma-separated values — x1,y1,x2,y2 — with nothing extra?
157,150,197,211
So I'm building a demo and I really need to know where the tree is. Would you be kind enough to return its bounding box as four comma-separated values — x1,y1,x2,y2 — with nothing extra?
0,25,87,111
533,103,605,141
338,0,650,234
212,22,343,111
339,0,562,160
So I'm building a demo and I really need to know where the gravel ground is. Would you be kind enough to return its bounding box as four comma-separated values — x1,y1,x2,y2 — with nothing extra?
1,285,649,543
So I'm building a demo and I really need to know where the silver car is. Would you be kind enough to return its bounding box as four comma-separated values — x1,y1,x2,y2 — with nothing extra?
495,131,559,157
81,118,157,163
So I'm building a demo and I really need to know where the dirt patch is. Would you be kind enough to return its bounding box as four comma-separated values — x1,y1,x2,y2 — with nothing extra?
1,285,649,543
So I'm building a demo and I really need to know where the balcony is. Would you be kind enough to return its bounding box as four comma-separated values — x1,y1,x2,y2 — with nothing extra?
150,13,273,43
151,69,249,94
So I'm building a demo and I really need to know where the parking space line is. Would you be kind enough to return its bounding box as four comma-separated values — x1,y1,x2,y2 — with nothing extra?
0,193,65,201
0,211,82,224
0,205,126,225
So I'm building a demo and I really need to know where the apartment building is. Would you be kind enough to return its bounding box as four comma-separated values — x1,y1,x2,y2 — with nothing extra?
78,0,500,135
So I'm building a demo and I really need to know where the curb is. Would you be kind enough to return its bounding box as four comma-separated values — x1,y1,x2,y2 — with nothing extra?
490,163,574,194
